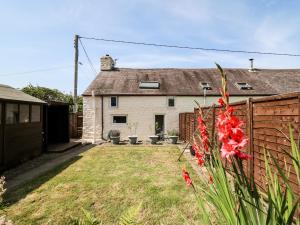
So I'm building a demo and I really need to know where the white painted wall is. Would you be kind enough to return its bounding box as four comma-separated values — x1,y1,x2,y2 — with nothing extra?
82,95,258,142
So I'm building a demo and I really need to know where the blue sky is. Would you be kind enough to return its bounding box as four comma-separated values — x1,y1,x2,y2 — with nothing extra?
1,0,300,94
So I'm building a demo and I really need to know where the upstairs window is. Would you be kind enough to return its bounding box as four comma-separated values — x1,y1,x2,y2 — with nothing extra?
168,97,175,107
110,96,118,107
139,81,160,89
112,115,127,124
6,103,19,124
200,82,212,90
236,82,253,90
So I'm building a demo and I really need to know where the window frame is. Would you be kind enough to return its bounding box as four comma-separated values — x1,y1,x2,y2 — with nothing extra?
235,82,253,90
112,115,127,125
139,81,160,89
19,104,30,123
31,104,41,123
200,82,212,90
110,96,118,108
5,103,19,125
167,96,175,107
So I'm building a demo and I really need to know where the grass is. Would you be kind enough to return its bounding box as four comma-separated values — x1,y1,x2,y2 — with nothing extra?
2,146,201,224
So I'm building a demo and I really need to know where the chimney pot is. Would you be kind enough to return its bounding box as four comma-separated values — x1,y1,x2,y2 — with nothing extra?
101,55,115,71
248,58,255,72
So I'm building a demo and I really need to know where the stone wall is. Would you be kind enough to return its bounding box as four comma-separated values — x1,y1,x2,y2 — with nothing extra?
82,96,102,143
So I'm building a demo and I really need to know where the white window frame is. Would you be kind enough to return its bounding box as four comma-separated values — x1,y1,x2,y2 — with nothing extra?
112,114,127,125
167,96,175,108
110,96,118,108
235,82,253,90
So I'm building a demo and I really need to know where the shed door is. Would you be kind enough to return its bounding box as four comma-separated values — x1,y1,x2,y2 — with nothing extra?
0,103,3,168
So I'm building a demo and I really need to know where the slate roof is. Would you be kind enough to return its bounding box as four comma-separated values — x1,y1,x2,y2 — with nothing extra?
83,68,300,96
0,84,45,103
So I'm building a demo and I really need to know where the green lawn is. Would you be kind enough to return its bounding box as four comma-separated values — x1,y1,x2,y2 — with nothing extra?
3,146,202,224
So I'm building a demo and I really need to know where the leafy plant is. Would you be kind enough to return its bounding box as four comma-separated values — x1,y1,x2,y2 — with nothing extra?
119,203,142,225
68,204,141,225
0,177,13,225
167,129,179,136
68,208,101,225
107,130,121,139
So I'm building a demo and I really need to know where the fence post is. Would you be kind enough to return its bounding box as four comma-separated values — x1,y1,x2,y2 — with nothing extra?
247,98,254,185
211,104,216,148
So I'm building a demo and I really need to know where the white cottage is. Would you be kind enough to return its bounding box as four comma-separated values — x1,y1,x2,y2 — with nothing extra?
82,55,300,143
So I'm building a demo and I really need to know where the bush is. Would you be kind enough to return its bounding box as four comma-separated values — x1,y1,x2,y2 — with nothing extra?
107,130,121,139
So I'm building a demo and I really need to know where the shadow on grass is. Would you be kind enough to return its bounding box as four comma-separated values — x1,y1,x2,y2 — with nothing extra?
3,155,82,207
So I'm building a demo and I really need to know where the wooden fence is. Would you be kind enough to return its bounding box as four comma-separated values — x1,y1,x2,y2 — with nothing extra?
69,112,83,138
179,92,300,195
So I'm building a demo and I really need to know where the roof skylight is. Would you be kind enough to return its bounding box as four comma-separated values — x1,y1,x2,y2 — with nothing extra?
200,82,212,90
139,81,160,89
236,82,253,90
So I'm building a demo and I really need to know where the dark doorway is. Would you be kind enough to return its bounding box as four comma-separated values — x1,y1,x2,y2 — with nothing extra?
155,115,164,135
0,103,3,168
44,102,69,145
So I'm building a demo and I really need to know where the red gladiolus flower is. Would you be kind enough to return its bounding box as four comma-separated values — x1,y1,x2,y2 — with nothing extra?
218,97,225,106
192,144,205,166
217,106,250,162
208,175,213,184
197,116,210,153
182,168,193,186
235,150,251,160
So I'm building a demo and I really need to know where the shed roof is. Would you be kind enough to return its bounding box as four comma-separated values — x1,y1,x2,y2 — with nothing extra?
0,84,45,103
83,68,300,96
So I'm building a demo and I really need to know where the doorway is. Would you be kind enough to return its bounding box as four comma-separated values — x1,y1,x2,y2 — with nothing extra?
155,115,164,136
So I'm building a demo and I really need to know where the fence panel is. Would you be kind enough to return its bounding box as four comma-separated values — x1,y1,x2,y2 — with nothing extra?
181,92,300,195
69,112,83,138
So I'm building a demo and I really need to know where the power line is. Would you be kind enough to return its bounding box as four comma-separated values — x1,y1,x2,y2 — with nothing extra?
79,38,98,75
0,65,72,77
79,36,300,57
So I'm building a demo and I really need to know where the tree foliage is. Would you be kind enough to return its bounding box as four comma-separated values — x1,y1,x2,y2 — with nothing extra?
22,84,83,112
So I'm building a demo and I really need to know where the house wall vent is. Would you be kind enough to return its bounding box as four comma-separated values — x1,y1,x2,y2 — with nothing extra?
101,54,115,71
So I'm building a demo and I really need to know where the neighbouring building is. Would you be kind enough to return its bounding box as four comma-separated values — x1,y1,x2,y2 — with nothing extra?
0,84,45,170
82,55,300,142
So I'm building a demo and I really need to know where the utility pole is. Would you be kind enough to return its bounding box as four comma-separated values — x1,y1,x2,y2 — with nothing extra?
73,34,79,113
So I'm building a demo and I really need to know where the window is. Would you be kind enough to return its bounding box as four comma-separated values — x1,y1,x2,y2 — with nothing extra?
6,103,19,124
236,82,253,90
139,81,160,89
200,82,212,90
112,115,127,124
110,96,118,107
31,105,41,122
20,104,30,123
168,97,175,107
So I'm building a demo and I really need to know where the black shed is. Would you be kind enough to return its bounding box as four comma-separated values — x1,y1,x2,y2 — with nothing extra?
0,84,45,170
43,101,70,147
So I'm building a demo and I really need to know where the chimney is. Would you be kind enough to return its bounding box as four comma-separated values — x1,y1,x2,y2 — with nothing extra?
248,58,255,72
100,54,115,71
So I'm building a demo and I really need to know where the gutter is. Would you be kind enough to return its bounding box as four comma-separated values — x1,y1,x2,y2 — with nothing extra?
101,95,104,140
92,90,96,144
